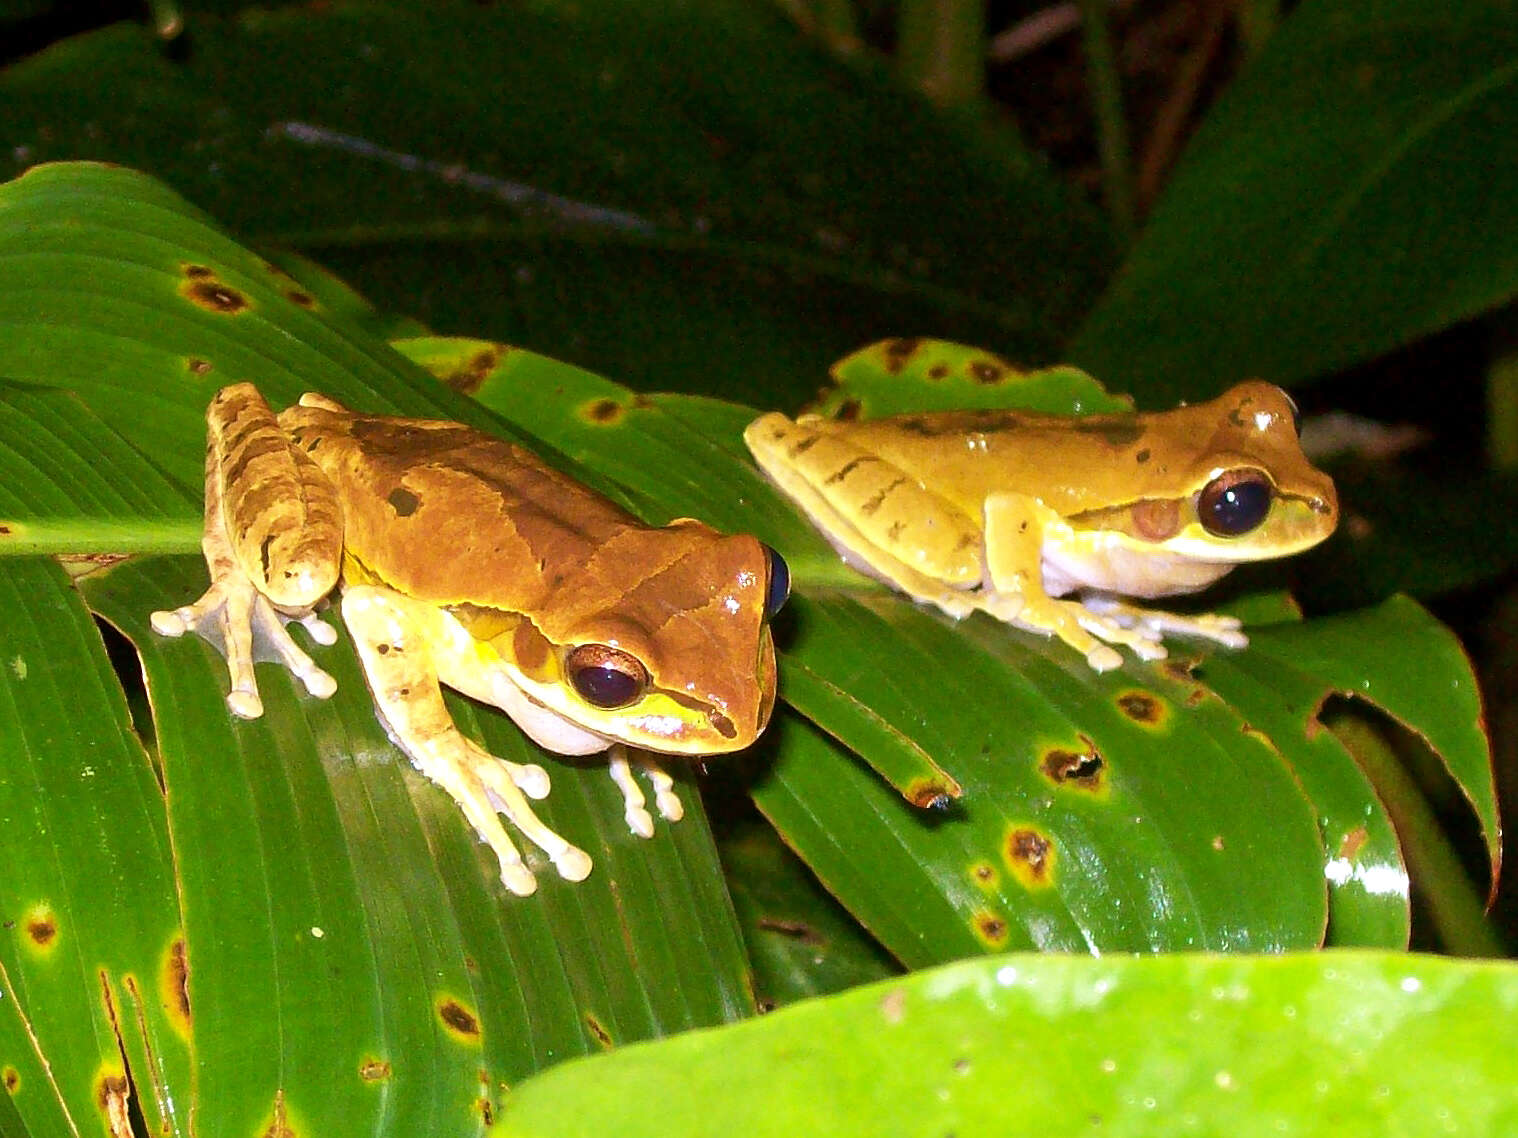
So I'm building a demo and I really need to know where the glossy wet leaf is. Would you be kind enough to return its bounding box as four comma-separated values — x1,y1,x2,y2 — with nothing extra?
0,0,1111,409
494,950,1518,1137
1070,0,1518,403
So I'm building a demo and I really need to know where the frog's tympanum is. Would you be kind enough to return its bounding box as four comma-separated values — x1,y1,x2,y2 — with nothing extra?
745,381,1335,671
155,385,788,895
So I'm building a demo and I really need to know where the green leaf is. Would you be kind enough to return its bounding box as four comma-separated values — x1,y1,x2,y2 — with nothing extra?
0,1,1112,409
719,821,899,1009
1071,0,1518,402
0,559,190,1138
493,950,1518,1137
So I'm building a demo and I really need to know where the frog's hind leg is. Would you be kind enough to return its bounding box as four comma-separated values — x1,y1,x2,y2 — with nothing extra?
152,384,342,717
341,585,593,896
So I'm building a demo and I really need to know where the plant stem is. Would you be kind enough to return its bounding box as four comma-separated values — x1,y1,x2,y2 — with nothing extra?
1075,0,1135,240
897,0,988,109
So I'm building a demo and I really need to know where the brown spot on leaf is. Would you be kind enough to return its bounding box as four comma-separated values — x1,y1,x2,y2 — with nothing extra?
478,1097,495,1127
927,363,950,380
757,917,824,946
882,337,921,372
285,289,315,308
969,861,997,887
973,911,1009,947
585,1013,614,1049
905,777,958,810
968,358,1005,384
438,998,481,1040
835,397,863,422
359,1058,392,1082
1116,690,1166,726
1004,827,1055,887
3,1067,17,1094
25,912,56,949
96,1072,130,1136
181,269,250,314
581,398,624,425
187,358,213,375
386,487,421,517
1338,826,1368,861
1041,736,1105,790
0,524,12,536
446,346,503,394
162,937,191,1036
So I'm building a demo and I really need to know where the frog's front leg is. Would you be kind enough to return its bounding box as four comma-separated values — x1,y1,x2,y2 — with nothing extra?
1079,595,1248,650
607,747,685,839
981,493,1160,672
151,383,342,716
340,585,593,896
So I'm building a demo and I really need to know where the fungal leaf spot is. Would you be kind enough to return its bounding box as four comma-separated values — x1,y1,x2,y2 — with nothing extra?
1004,826,1055,889
359,1058,392,1083
881,337,922,373
972,910,1009,948
1115,689,1167,728
584,1012,614,1050
1040,736,1105,792
23,905,57,955
580,398,625,426
180,264,250,315
437,997,482,1045
161,936,191,1038
969,861,999,891
3,1067,17,1094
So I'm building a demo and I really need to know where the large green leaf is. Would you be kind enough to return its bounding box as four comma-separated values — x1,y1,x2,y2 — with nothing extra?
418,337,1494,958
1071,0,1518,403
0,162,754,1133
0,560,189,1138
0,0,1112,409
493,950,1518,1137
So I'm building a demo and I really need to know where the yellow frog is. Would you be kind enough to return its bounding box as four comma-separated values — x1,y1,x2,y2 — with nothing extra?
745,380,1335,670
154,384,788,895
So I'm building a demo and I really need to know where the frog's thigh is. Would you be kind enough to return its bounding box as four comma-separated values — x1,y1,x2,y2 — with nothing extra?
981,493,1130,672
340,585,593,895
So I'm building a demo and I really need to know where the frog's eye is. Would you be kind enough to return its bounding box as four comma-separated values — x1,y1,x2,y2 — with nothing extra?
1199,470,1274,537
763,545,791,620
566,644,649,709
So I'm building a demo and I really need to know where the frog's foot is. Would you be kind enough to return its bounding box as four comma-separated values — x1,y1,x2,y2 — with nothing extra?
1081,595,1248,651
977,592,1134,672
151,576,337,719
342,586,592,895
606,746,684,839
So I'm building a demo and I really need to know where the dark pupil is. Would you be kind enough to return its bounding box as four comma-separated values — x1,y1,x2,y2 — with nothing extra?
1201,475,1272,537
764,545,791,620
571,665,641,709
